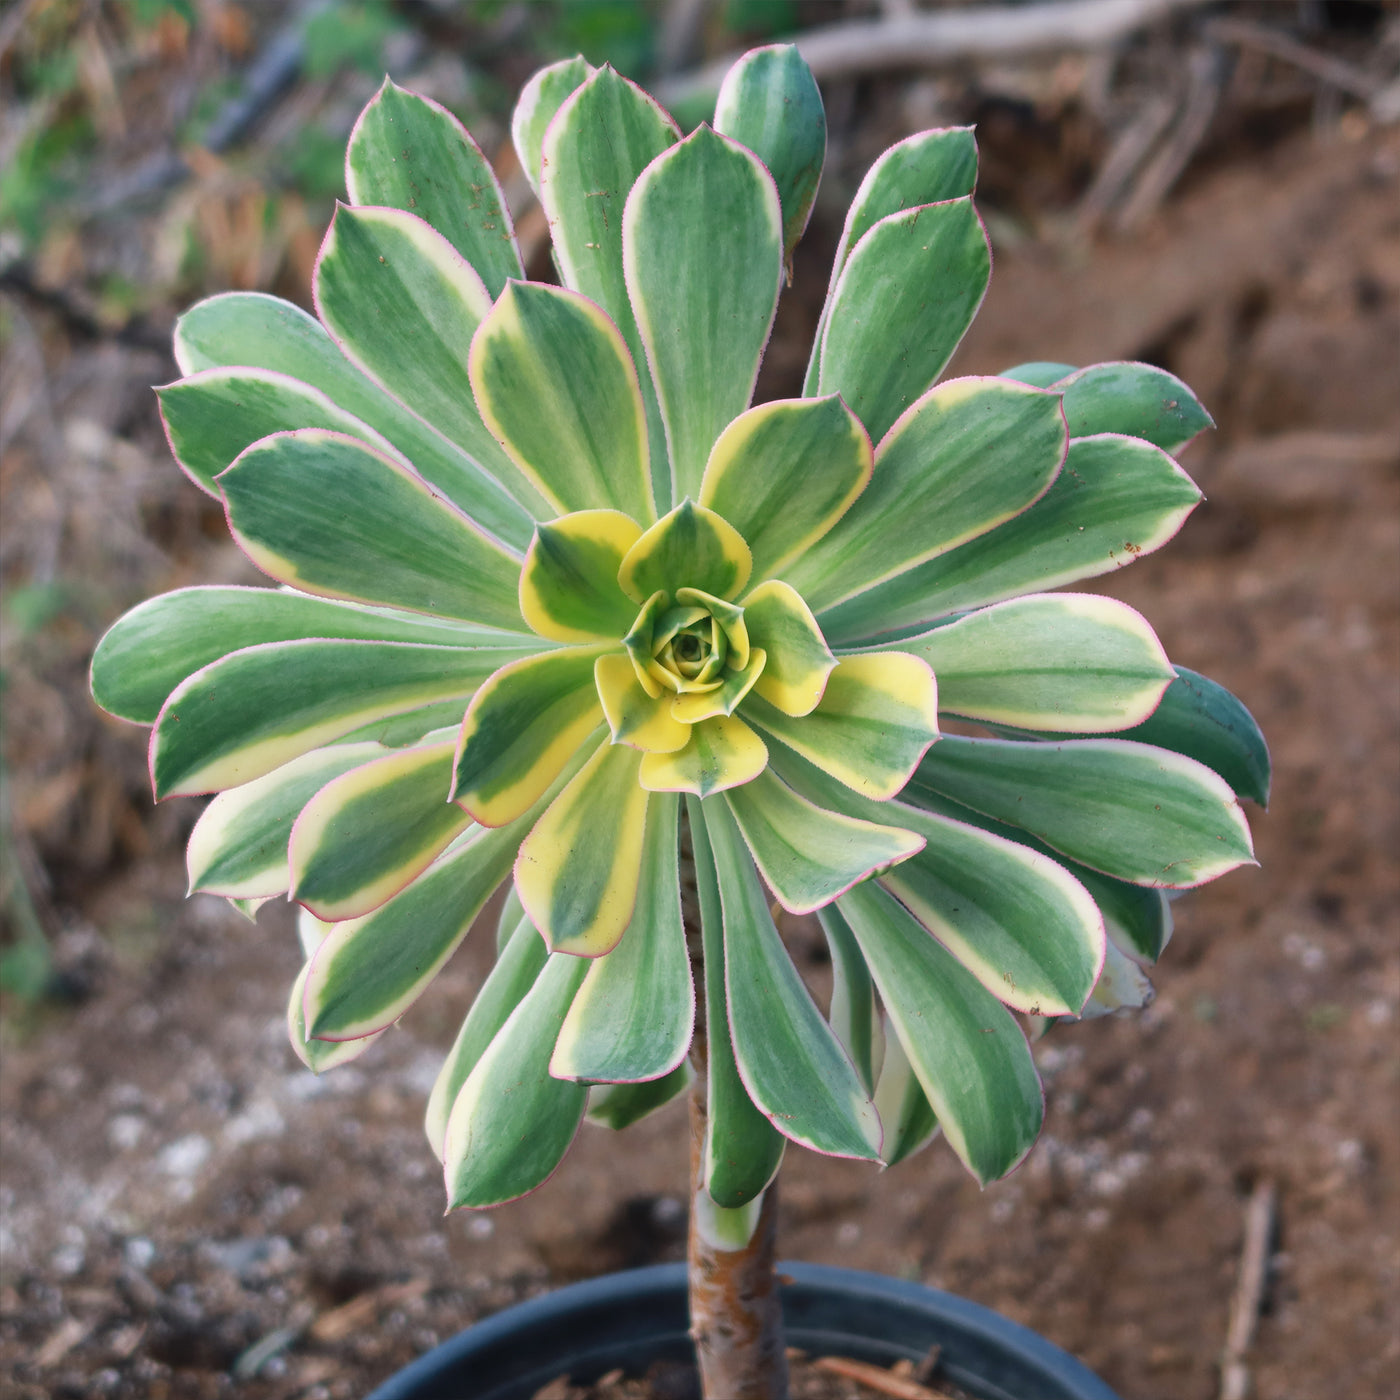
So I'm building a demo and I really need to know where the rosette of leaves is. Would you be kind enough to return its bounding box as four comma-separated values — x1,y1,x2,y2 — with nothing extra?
91,47,1267,1215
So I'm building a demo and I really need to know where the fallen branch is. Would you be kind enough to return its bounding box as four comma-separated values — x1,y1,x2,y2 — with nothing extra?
1203,16,1384,101
1218,1176,1277,1400
658,0,1213,108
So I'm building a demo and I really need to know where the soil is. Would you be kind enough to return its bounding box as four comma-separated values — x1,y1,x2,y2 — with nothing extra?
3,51,1399,1400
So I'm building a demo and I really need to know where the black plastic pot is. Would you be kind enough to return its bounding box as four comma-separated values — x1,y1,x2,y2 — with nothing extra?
366,1261,1121,1400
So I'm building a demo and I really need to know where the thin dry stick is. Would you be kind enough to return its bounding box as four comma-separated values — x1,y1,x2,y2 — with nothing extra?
1078,90,1179,228
1218,1177,1277,1400
814,1354,959,1400
1117,43,1229,231
1203,16,1383,101
659,0,1213,107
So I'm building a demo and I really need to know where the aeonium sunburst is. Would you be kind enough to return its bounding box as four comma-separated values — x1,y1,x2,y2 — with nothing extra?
90,43,1266,1242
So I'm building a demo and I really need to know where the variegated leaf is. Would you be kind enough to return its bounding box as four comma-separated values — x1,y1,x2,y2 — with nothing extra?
346,78,523,297
541,66,679,508
769,745,1107,1018
470,282,654,522
515,738,649,956
698,396,871,588
221,429,524,631
551,792,692,1082
511,56,593,197
713,44,824,272
92,587,528,727
915,734,1256,887
158,367,394,496
742,652,937,800
788,377,1066,614
444,953,590,1208
187,741,383,898
724,768,922,915
424,909,548,1157
290,737,470,921
623,125,782,502
151,638,528,798
820,433,1202,644
705,799,882,1161
816,201,990,445
806,126,979,394
173,292,534,547
839,880,1043,1184
452,648,607,827
687,796,784,1206
314,204,551,519
903,593,1174,732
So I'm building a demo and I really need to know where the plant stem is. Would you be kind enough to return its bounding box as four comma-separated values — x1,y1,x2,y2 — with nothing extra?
680,809,789,1400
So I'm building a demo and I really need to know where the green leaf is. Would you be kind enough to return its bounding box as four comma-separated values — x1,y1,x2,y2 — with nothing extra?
999,361,1077,388
890,779,1174,964
770,744,1105,1018
587,1062,694,1130
819,433,1202,645
870,1014,940,1168
469,281,654,522
915,734,1256,888
425,909,548,1158
495,883,525,955
515,738,649,956
158,368,396,496
639,715,769,798
520,511,644,645
346,78,523,297
511,56,593,198
839,880,1043,1184
551,793,692,1082
290,737,471,921
443,953,590,1208
741,581,836,719
806,127,979,394
903,593,1174,732
724,768,922,916
618,500,752,605
816,904,879,1095
687,796,784,1207
186,741,383,898
1055,361,1213,454
93,587,526,727
623,124,783,503
743,652,938,801
541,66,679,509
303,759,576,1041
1117,667,1270,807
151,637,530,797
174,292,534,548
221,430,523,631
816,201,990,445
698,396,871,589
314,204,551,520
452,647,607,827
713,43,824,274
705,799,881,1161
790,378,1066,614
288,958,387,1075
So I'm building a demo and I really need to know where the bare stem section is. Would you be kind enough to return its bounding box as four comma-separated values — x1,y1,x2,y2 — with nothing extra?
680,811,789,1400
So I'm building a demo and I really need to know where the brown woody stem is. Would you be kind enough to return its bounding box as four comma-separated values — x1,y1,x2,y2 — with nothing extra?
680,808,789,1400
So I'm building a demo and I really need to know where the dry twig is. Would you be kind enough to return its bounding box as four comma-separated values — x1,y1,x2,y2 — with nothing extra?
814,1354,958,1400
1218,1177,1277,1400
1203,16,1384,101
659,0,1213,107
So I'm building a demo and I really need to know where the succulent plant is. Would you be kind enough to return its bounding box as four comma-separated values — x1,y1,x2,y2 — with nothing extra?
90,41,1267,1392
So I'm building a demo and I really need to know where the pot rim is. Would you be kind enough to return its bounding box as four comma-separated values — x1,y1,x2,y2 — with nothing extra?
367,1260,1122,1400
